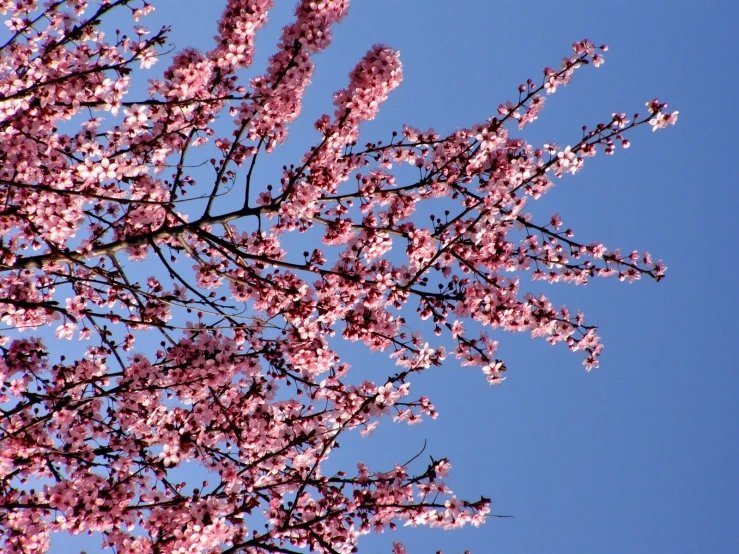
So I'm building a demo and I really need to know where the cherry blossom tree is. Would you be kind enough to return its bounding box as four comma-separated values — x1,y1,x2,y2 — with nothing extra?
0,1,677,553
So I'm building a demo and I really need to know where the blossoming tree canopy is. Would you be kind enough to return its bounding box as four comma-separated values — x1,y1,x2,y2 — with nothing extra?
0,1,676,553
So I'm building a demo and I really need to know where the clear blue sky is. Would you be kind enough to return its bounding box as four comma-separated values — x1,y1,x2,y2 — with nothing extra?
46,1,739,553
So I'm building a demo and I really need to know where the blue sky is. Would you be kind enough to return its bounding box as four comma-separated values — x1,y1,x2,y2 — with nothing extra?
40,1,739,553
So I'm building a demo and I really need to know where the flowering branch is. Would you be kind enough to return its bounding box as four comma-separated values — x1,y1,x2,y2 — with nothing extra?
0,2,676,553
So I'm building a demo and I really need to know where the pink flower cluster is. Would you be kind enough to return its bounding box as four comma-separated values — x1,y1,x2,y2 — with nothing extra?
211,0,274,72
234,0,350,150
